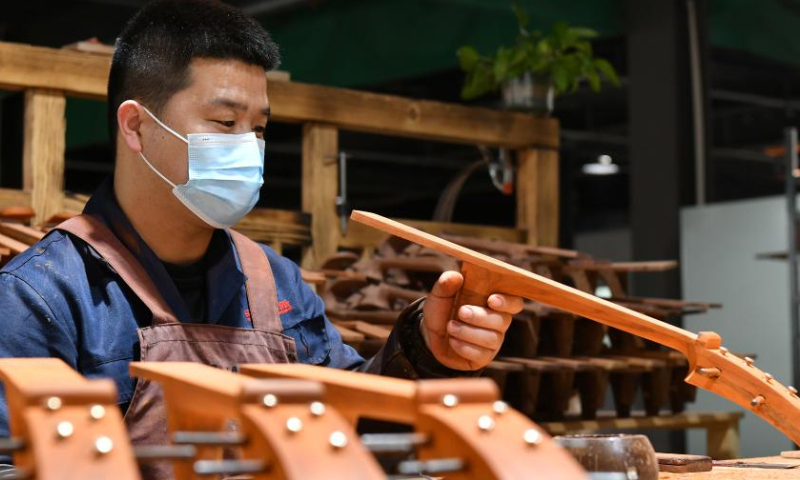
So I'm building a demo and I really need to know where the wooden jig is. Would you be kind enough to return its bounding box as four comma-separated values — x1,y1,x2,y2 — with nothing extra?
0,358,140,480
241,364,588,480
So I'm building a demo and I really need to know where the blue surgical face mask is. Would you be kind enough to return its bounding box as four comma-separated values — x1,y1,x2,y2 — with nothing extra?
138,104,265,229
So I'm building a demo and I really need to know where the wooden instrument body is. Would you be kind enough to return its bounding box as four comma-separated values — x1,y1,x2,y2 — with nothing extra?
350,210,800,449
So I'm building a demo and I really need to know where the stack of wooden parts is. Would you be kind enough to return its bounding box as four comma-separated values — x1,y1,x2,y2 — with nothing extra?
0,207,52,268
314,234,722,422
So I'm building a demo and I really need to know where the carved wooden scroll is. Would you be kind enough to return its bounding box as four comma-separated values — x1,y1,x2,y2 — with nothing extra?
349,210,800,448
130,362,386,480
0,358,140,480
241,364,588,480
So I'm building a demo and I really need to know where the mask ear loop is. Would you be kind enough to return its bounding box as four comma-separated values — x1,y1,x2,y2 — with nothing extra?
134,102,190,189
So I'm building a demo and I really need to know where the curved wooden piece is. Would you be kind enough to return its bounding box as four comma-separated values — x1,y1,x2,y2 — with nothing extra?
349,210,800,450
130,362,385,480
0,358,140,480
241,364,588,480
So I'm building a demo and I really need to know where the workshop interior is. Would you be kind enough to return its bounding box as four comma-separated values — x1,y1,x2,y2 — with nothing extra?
1,0,800,479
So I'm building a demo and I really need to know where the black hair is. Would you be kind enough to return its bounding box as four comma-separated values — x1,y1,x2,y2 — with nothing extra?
107,0,280,143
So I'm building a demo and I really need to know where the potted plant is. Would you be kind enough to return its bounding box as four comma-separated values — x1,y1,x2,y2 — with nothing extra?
457,2,620,115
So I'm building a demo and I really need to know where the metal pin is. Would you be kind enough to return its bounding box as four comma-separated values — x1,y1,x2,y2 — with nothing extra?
263,394,278,408
442,394,458,408
95,436,113,455
172,432,246,446
493,401,509,415
719,346,729,355
134,445,197,462
329,431,348,449
524,429,543,446
310,402,326,417
477,415,495,432
765,373,774,382
789,386,799,396
45,396,62,411
360,433,430,453
698,367,721,378
0,438,25,453
751,395,765,407
56,421,74,439
397,458,464,476
90,405,106,420
745,357,755,367
286,417,303,433
194,459,268,476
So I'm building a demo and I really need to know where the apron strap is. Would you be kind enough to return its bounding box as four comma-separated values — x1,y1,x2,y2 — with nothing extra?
229,230,283,332
55,215,180,325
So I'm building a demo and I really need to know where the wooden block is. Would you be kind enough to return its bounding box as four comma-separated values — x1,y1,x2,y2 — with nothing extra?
656,453,713,473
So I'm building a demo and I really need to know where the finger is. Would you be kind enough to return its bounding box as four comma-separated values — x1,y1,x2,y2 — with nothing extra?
423,271,464,331
429,270,464,299
448,337,495,366
457,306,512,333
447,320,504,350
487,294,525,315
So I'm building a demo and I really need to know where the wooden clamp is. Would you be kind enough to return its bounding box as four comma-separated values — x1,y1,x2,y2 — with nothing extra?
241,364,588,480
129,362,386,480
0,358,140,480
350,210,800,449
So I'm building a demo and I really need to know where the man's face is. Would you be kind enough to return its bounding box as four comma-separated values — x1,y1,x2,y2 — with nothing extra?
140,58,270,188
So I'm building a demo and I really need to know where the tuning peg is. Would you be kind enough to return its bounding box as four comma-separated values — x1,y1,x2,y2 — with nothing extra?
697,367,721,378
751,395,766,407
744,357,755,367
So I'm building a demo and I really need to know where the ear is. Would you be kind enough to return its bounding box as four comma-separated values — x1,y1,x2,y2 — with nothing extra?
117,100,144,153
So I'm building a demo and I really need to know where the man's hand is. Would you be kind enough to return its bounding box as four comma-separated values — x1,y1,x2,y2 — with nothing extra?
421,271,523,371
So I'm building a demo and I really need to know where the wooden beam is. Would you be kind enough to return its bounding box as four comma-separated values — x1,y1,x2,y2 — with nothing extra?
268,81,558,148
301,124,339,268
0,42,110,100
516,148,559,247
0,41,558,148
23,89,66,225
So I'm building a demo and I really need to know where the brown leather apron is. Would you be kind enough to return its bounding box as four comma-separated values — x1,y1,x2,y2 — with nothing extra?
57,215,298,480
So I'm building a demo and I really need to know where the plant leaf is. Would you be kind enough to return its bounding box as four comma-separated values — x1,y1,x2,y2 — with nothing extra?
511,1,530,30
594,58,621,86
457,46,481,72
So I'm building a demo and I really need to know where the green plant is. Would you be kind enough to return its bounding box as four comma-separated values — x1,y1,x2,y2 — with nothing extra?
457,2,621,100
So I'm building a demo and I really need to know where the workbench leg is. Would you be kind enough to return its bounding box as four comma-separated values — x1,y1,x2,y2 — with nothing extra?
23,89,66,226
516,148,559,247
707,420,739,459
301,123,339,269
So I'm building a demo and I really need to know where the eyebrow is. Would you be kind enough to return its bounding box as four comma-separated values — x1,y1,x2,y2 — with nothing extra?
210,98,271,117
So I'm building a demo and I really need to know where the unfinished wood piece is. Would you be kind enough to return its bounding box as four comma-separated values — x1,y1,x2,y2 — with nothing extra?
0,205,35,221
349,210,800,448
0,358,140,480
656,453,713,473
0,221,45,245
23,89,66,225
130,362,385,480
0,233,29,255
241,364,588,480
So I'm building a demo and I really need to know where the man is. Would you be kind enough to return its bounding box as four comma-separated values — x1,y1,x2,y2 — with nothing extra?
0,0,522,475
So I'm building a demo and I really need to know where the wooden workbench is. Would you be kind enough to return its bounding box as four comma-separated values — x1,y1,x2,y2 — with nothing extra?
660,456,800,479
